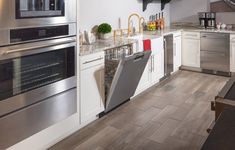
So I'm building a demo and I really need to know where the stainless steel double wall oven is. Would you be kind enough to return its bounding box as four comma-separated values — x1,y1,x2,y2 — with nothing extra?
0,0,77,149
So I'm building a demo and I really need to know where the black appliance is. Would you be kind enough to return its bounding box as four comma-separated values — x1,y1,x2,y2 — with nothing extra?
212,75,235,120
199,12,216,29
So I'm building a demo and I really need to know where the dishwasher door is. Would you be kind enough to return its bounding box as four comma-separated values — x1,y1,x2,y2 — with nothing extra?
200,32,230,72
105,51,151,113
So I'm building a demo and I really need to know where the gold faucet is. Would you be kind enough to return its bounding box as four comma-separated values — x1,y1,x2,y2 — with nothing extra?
139,17,146,34
128,13,145,36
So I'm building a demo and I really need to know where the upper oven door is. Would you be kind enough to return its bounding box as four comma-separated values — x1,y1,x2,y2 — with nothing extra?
0,0,76,29
0,37,77,117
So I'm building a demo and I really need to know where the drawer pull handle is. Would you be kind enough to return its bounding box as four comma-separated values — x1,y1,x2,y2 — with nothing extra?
83,57,103,64
185,34,198,37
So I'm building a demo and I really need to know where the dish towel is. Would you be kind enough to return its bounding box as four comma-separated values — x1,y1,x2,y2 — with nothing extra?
143,39,151,51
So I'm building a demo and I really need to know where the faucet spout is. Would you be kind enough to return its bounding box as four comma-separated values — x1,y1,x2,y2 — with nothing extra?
128,13,140,36
127,13,145,36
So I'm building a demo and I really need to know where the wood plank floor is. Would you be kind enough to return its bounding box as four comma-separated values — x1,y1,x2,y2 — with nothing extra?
49,71,229,150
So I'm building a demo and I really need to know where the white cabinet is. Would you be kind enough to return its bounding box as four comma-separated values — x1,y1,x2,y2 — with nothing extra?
182,31,200,68
80,52,105,124
155,48,164,81
135,37,164,95
230,34,235,72
151,37,164,83
173,32,182,72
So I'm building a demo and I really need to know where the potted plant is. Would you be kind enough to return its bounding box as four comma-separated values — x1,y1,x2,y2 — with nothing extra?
98,23,112,40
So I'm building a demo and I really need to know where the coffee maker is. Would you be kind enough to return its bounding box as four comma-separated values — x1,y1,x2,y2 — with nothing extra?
199,12,216,29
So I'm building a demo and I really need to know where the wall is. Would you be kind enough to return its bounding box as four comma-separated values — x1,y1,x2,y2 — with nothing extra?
78,0,170,31
170,0,235,24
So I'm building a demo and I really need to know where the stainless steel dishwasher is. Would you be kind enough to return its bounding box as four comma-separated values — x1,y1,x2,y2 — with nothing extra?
200,32,230,75
100,46,151,115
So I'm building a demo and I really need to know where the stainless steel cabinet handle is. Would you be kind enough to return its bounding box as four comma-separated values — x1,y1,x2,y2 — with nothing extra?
152,55,154,72
152,55,155,72
148,58,152,72
185,34,198,37
83,57,104,64
173,43,176,56
3,39,76,55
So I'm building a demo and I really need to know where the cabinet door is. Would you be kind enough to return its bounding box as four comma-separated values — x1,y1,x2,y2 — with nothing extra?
173,35,182,72
182,38,200,68
230,42,235,72
151,37,164,83
155,51,164,81
80,65,105,123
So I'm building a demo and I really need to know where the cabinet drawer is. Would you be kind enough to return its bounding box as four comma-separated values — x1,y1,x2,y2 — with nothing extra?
231,34,235,42
183,31,200,40
80,52,105,70
174,31,182,38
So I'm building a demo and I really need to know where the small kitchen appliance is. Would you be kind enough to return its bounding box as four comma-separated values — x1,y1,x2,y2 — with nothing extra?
198,12,216,29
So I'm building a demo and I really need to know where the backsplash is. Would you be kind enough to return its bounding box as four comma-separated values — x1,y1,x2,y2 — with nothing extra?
78,0,170,31
170,0,235,25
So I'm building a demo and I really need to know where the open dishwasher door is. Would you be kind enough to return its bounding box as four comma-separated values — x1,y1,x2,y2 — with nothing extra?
104,51,151,113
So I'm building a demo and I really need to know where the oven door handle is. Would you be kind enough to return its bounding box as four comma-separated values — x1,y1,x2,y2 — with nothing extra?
3,38,76,55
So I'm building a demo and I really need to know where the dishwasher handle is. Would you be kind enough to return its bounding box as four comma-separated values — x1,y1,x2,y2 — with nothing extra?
133,51,151,62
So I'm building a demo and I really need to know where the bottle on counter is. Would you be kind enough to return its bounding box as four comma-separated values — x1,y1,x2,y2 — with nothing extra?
155,14,159,30
160,12,165,30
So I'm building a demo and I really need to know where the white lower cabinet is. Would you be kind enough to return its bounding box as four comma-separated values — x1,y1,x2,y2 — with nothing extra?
230,34,235,72
173,32,182,72
152,37,164,82
182,31,200,68
80,52,105,124
135,37,164,96
155,49,164,81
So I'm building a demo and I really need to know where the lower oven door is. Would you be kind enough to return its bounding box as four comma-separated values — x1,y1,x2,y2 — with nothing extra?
0,37,77,117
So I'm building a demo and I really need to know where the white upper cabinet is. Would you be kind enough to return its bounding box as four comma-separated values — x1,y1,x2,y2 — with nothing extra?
182,31,200,68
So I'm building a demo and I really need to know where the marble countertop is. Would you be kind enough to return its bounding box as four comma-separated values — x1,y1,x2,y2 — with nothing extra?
79,26,235,56
79,38,137,56
171,26,235,34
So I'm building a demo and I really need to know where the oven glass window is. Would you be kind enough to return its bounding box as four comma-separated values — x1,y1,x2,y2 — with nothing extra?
16,0,65,19
0,47,75,101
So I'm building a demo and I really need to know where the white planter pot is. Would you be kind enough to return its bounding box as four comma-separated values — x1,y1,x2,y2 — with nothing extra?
99,33,111,40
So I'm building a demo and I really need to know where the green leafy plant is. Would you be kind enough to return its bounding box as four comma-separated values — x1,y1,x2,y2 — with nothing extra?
98,23,112,34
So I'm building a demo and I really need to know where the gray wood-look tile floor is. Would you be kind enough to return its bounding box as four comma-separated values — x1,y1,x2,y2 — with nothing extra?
49,71,229,150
